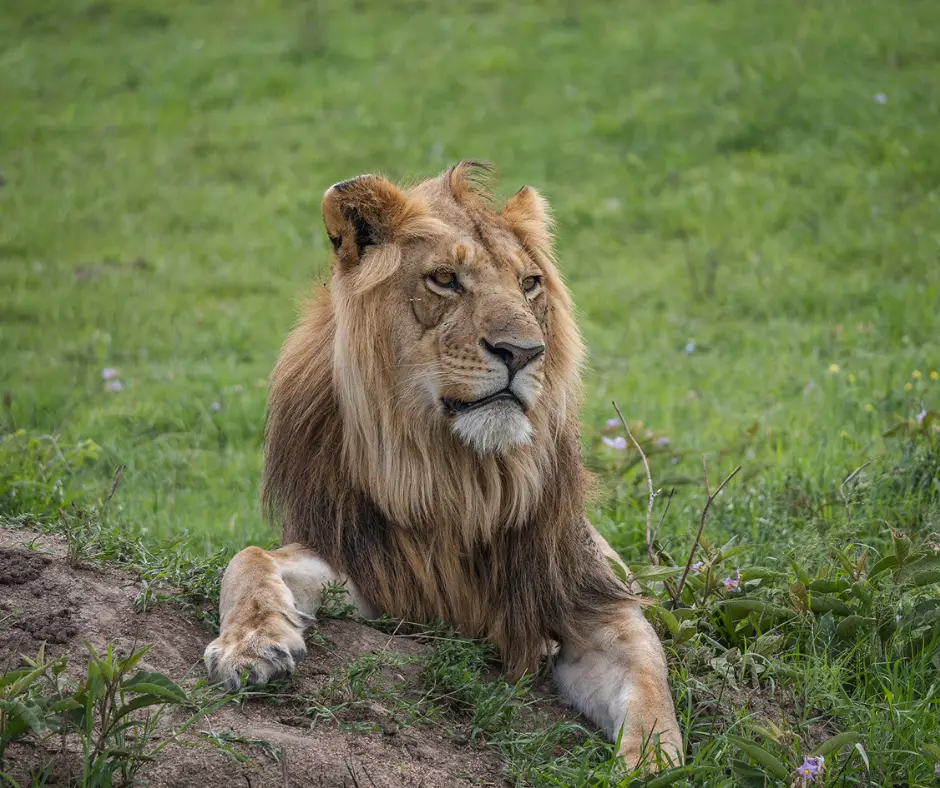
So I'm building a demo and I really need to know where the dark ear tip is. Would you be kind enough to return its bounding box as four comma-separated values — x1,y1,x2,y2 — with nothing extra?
329,178,357,194
327,173,378,195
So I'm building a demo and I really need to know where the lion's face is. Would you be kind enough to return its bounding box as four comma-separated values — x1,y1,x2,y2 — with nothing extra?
321,162,582,458
388,230,549,454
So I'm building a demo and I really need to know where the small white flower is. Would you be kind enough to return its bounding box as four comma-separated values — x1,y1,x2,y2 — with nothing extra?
684,341,696,354
602,436,628,451
104,380,123,392
606,417,621,428
874,92,887,104
915,409,927,424
101,367,118,380
210,401,222,412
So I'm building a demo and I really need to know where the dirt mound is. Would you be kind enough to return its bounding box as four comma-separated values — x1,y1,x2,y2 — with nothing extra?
0,527,527,787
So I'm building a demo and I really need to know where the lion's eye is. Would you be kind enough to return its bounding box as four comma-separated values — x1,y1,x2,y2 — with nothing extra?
521,275,541,294
427,269,460,291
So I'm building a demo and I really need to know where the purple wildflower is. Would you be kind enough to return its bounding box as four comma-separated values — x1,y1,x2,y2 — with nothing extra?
934,762,940,776
210,401,222,412
684,341,696,354
104,380,123,392
606,417,621,429
796,755,825,784
101,368,118,380
723,569,741,592
915,408,927,424
691,561,704,573
602,435,628,451
656,437,670,448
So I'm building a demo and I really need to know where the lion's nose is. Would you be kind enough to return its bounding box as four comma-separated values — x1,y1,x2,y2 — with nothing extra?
481,338,545,378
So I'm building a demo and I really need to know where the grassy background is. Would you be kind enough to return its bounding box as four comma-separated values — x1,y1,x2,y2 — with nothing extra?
3,0,937,551
2,0,940,783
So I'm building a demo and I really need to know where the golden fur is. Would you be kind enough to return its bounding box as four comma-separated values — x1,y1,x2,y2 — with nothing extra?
205,163,682,768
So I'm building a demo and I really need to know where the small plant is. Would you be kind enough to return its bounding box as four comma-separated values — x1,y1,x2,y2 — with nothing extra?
0,644,68,771
0,642,227,786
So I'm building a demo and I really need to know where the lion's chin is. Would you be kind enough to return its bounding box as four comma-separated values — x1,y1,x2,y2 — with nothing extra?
451,401,533,455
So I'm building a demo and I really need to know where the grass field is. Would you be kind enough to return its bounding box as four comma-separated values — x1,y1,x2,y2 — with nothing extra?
2,0,940,784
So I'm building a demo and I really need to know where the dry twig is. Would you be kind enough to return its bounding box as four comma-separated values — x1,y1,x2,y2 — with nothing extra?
674,455,742,601
612,401,659,565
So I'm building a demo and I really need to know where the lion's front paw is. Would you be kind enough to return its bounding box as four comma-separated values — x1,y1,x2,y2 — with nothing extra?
204,613,311,691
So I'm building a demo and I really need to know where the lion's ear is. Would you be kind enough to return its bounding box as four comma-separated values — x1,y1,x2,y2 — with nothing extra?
321,175,413,269
501,185,554,258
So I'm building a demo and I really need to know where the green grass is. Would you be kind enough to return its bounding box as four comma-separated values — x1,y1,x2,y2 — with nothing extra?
2,0,940,784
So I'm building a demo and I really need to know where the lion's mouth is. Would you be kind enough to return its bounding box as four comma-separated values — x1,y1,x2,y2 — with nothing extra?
442,390,523,414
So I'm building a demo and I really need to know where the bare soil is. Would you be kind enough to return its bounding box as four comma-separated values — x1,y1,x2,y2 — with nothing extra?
0,527,553,787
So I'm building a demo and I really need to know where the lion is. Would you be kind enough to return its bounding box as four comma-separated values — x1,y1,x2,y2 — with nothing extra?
204,162,683,769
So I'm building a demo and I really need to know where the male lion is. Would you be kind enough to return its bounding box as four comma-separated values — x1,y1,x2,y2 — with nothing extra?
204,162,682,769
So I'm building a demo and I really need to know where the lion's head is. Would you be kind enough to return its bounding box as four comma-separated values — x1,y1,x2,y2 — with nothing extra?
266,162,588,549
320,161,583,458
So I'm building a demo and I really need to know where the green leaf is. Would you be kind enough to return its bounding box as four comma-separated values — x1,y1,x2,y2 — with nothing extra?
878,617,897,643
676,619,698,644
854,742,870,771
0,699,44,736
719,599,796,623
810,731,863,757
749,720,786,743
751,633,783,656
808,578,849,593
653,606,681,637
740,567,786,582
642,766,694,787
121,671,187,705
836,615,875,639
730,759,770,788
809,595,852,617
832,549,858,577
49,697,83,714
0,668,33,688
891,531,913,566
631,565,684,582
923,743,940,760
725,735,789,779
114,694,171,721
718,546,750,562
606,556,630,585
789,559,811,586
9,663,50,697
117,645,152,676
869,554,898,578
849,581,872,605
911,569,940,587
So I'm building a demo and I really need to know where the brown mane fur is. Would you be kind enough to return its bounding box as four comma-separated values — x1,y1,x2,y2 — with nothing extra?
261,163,634,678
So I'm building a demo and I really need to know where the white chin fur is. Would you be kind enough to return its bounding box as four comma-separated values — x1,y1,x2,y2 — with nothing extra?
452,403,533,455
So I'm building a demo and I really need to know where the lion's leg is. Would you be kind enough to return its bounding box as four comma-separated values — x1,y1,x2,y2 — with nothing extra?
204,544,374,690
555,534,682,771
556,605,683,769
